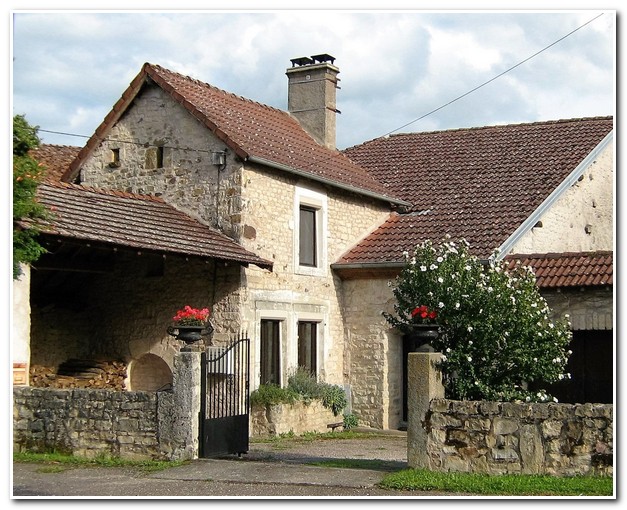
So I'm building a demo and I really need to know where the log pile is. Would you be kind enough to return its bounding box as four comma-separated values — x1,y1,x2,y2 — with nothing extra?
29,359,127,390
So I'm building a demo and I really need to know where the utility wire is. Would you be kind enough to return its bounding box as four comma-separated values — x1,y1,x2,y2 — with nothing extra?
38,13,605,155
378,12,605,138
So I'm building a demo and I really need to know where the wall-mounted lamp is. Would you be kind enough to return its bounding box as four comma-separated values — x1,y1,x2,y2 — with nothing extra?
211,150,227,167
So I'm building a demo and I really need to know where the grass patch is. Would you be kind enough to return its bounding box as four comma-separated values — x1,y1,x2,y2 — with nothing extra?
13,451,185,474
379,468,614,496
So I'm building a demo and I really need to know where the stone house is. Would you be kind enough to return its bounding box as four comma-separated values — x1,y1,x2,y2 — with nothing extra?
13,55,613,430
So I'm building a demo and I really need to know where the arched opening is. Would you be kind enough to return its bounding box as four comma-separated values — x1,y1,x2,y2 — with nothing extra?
129,353,173,391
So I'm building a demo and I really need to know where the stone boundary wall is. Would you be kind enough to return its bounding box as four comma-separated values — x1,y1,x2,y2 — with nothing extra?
425,399,613,477
13,351,203,462
407,352,613,477
251,400,338,437
13,387,161,460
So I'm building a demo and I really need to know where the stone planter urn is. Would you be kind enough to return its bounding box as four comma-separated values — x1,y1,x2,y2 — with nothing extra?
403,324,440,352
167,322,214,344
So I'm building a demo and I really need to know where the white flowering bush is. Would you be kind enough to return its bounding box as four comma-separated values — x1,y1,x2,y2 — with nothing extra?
384,237,573,402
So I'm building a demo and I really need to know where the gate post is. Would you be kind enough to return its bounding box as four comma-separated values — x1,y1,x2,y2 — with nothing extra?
156,351,202,461
407,352,444,469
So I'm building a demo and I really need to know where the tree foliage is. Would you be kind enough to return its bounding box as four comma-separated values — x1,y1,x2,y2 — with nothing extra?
13,115,48,279
384,237,573,402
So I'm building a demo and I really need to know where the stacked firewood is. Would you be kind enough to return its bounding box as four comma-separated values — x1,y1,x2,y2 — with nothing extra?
29,359,127,390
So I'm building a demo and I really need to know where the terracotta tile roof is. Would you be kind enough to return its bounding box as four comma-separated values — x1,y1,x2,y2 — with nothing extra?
504,252,613,288
339,117,613,263
35,181,273,269
63,63,405,205
29,145,81,182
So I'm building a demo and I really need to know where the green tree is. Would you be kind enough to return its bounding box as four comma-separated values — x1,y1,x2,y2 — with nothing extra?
384,236,573,402
13,115,48,279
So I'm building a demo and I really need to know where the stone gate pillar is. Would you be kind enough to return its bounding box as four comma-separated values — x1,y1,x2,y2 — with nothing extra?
407,352,444,469
156,351,202,461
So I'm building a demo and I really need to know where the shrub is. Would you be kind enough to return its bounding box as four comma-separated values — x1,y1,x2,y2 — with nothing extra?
249,384,298,407
320,384,348,416
343,413,359,430
251,369,349,416
286,367,322,402
384,236,573,402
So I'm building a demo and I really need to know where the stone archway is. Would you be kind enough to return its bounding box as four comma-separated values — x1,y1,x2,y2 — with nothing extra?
128,353,173,391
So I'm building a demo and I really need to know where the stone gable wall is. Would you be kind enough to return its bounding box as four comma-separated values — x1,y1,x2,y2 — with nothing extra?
511,140,613,254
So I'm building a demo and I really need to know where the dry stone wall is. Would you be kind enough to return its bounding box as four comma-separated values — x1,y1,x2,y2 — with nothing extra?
424,399,613,477
13,387,161,460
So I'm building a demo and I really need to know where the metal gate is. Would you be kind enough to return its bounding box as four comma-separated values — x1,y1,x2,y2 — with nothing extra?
200,335,250,457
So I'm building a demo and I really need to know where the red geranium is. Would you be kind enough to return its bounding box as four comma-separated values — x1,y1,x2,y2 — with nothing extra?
172,305,210,326
410,305,438,323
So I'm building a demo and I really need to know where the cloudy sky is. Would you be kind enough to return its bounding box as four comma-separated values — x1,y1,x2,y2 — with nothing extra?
10,6,615,151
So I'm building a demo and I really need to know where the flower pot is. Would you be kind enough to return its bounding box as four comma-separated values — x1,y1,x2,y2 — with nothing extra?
404,324,440,352
167,322,214,344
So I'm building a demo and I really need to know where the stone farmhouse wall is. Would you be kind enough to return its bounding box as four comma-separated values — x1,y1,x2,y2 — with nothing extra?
239,165,390,389
78,84,392,394
340,277,401,430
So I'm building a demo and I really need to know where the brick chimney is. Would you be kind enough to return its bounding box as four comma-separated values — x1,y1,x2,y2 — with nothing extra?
286,54,340,150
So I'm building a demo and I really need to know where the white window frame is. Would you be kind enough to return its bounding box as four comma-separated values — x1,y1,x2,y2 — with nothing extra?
294,186,328,276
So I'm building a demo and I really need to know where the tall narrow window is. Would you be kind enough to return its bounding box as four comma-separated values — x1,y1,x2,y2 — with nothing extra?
299,205,317,267
297,321,317,375
260,319,281,385
109,148,120,168
156,145,164,168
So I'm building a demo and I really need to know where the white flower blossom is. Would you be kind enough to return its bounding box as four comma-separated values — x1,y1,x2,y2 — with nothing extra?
455,302,460,309
430,264,438,270
438,302,445,308
420,265,427,272
437,277,444,283
446,348,451,353
467,356,472,362
468,340,473,345
467,326,473,333
437,256,443,263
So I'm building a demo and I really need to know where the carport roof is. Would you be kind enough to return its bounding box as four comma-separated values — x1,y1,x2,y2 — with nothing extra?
34,181,273,270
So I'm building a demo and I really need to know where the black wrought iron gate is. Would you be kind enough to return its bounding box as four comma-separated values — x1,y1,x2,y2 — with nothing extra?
200,335,250,457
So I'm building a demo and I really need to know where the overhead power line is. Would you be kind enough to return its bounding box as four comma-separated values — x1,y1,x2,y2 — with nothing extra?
37,13,605,157
378,12,606,138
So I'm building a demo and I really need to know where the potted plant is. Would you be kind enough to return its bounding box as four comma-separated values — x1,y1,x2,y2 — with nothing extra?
403,304,440,351
167,305,213,344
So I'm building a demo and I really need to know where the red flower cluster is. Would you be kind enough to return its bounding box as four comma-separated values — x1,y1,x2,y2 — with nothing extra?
411,305,438,321
173,305,210,326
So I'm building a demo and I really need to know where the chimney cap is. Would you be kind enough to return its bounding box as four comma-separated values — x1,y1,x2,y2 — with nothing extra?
290,56,314,67
310,53,335,65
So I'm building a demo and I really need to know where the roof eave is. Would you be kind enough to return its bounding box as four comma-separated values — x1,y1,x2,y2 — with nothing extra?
247,155,411,208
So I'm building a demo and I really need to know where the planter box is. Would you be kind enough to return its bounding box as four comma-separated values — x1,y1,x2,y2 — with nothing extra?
250,400,338,437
